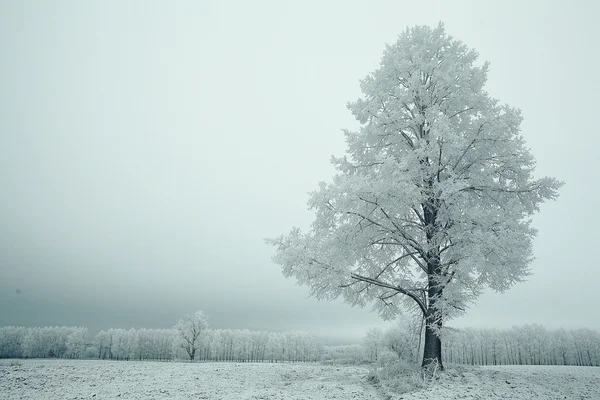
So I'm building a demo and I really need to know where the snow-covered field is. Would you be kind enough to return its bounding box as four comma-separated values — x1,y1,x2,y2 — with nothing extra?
0,360,379,400
393,365,600,400
1,359,599,400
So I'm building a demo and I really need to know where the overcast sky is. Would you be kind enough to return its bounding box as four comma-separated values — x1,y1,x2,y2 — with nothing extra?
1,0,598,343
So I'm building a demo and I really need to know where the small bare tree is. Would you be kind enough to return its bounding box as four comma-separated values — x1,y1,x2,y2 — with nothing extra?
174,310,208,361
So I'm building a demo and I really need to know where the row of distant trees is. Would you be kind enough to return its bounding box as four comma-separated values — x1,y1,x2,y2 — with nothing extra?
2,322,599,367
0,325,321,363
442,325,600,367
96,327,321,363
355,323,600,367
0,310,319,363
0,326,88,359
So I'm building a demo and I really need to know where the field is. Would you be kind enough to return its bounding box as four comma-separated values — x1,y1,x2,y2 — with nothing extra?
1,359,599,400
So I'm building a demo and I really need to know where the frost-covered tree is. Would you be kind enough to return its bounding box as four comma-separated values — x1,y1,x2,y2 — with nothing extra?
174,310,209,361
363,328,383,363
0,326,27,358
383,318,421,364
65,327,87,359
268,23,561,370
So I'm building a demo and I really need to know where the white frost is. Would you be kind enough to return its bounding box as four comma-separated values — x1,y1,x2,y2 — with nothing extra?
1,360,599,400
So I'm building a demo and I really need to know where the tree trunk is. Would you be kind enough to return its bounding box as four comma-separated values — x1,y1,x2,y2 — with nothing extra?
421,307,443,370
421,193,444,371
420,251,444,370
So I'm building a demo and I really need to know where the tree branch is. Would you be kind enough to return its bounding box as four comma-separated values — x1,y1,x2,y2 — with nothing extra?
350,273,427,315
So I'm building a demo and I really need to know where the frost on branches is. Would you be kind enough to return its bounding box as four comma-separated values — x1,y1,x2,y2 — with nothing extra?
267,24,562,370
174,310,209,361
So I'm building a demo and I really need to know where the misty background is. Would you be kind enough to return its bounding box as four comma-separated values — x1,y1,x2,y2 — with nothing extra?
1,0,599,343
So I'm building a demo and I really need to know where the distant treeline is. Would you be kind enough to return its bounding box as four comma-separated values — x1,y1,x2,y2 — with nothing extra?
0,326,321,363
330,324,600,367
0,326,88,359
442,325,600,367
2,324,599,367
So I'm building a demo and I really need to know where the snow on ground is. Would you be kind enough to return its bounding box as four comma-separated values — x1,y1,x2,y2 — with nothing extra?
388,365,600,400
0,359,379,400
1,360,599,400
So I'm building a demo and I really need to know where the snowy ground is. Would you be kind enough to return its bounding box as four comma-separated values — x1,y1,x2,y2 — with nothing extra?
0,359,379,400
387,365,600,400
1,360,599,400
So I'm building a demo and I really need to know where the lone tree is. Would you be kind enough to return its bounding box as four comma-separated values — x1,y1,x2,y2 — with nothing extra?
267,24,561,370
174,310,208,361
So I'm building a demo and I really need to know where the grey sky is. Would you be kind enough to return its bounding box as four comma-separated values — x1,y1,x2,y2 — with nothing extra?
1,0,598,343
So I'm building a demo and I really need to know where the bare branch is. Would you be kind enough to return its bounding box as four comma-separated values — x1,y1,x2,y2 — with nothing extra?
452,122,487,171
350,273,427,315
448,106,473,120
374,251,420,280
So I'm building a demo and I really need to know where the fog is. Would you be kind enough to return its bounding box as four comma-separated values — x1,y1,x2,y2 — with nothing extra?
1,0,599,343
